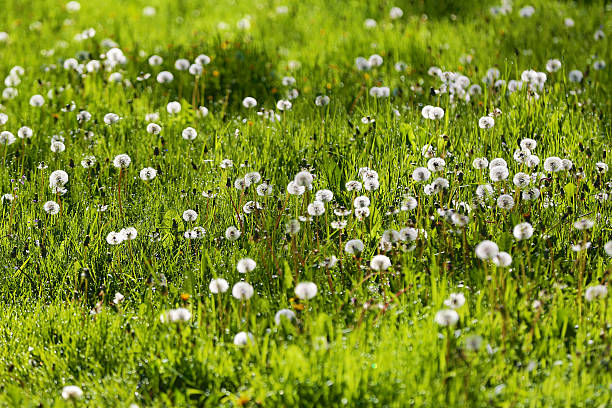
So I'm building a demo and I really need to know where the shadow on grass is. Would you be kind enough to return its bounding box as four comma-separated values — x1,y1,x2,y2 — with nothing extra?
134,35,283,112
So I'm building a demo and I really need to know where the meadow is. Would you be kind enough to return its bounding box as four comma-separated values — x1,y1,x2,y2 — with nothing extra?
0,0,611,406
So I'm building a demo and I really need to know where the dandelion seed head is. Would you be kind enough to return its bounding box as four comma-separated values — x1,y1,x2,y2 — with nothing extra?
166,101,181,114
345,180,362,192
513,149,531,164
181,127,197,141
353,195,371,209
121,227,138,240
0,131,15,145
139,167,157,181
160,307,191,323
17,126,33,138
381,229,400,244
526,155,540,168
489,166,509,182
513,222,534,240
294,170,313,187
315,95,330,106
233,331,254,346
475,240,499,260
274,309,296,325
106,231,124,245
513,172,531,188
568,70,583,83
113,154,131,169
478,116,495,129
295,282,318,299
496,194,515,210
472,157,489,170
307,200,326,216
573,218,594,230
43,200,60,215
543,157,563,172
355,207,370,220
427,158,445,172
401,196,417,211
225,226,242,241
276,99,292,111
492,251,513,267
209,278,229,294
585,285,607,302
232,282,254,300
287,181,306,195
399,227,418,242
370,254,391,271
412,167,431,181
443,293,465,309
49,170,69,187
182,209,198,222
595,162,608,174
29,94,44,107
237,258,257,274
345,239,364,255
61,386,83,401
435,309,459,326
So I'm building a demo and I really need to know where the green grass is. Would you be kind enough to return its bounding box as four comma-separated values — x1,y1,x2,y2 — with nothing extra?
0,0,611,406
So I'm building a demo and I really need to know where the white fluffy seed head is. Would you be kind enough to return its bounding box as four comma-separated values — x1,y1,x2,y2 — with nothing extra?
232,282,254,300
412,167,431,181
475,240,499,260
513,222,534,240
435,309,459,326
513,172,530,188
274,309,296,325
225,226,242,241
370,255,391,271
315,189,334,202
182,209,198,222
233,331,254,346
307,200,326,216
585,285,607,302
242,96,257,108
166,101,181,113
295,282,318,299
573,218,594,230
160,308,191,323
472,157,488,170
294,171,313,187
443,293,465,309
489,167,509,182
478,116,495,129
344,239,364,255
139,167,157,181
61,385,83,401
492,251,513,267
182,127,197,140
49,170,69,187
113,154,131,169
209,278,229,294
236,258,256,274
43,200,60,215
496,194,515,210
543,157,563,172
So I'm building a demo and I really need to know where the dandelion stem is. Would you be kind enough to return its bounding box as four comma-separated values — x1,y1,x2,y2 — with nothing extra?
117,168,125,225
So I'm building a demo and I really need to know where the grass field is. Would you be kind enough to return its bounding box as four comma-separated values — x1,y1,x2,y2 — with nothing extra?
0,0,611,406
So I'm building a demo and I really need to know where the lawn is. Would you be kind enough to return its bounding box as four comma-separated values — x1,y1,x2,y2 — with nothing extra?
0,0,611,406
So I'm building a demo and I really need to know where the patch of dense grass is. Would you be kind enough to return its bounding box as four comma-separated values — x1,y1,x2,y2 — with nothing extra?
0,0,611,406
